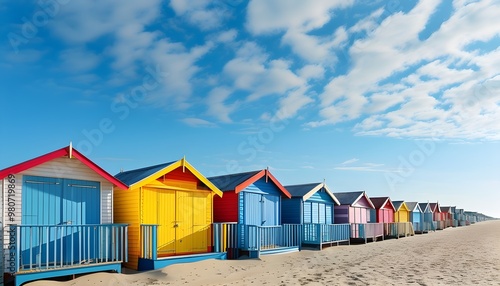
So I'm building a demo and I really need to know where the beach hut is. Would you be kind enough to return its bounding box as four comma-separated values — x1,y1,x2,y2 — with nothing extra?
368,197,396,238
406,202,425,233
333,191,383,243
369,197,396,223
429,202,444,230
391,201,415,237
455,208,466,226
282,182,350,249
440,206,453,228
419,202,436,231
208,169,301,258
450,206,458,227
0,145,129,286
113,158,224,270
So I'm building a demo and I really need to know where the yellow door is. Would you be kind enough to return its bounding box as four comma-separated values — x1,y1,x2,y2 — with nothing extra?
192,191,211,252
176,191,193,253
143,188,212,255
157,189,176,255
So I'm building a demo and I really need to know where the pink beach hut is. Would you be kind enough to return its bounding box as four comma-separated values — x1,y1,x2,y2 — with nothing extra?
333,191,383,243
369,197,396,237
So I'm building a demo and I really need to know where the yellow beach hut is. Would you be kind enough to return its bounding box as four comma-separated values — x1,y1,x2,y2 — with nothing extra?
391,201,414,238
393,201,410,222
113,158,223,270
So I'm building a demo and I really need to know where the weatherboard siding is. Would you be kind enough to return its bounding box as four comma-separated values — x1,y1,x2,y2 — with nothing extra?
214,191,238,222
240,179,283,226
281,198,302,224
395,209,410,222
378,209,394,223
334,205,349,224
19,157,107,182
113,187,141,270
19,157,115,223
2,161,117,270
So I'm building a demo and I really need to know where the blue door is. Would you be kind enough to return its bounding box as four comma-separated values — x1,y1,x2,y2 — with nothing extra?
21,175,100,266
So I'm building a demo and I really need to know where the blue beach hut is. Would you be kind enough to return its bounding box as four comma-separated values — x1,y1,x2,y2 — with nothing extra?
282,182,350,249
406,202,425,233
209,169,301,258
0,145,129,286
418,202,435,231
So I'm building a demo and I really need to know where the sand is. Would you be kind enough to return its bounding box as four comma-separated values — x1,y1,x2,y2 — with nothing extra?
26,220,500,286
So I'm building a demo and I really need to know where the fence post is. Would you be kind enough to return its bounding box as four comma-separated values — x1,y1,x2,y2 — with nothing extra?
151,225,158,260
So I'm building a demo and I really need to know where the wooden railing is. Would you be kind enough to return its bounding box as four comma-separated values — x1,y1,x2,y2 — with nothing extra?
140,224,158,260
8,224,128,274
351,223,384,243
436,221,446,230
385,222,414,237
302,223,350,246
212,223,238,253
413,221,434,232
243,224,302,251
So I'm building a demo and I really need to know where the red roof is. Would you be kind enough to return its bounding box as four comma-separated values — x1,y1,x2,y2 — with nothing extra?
232,169,291,198
0,145,128,190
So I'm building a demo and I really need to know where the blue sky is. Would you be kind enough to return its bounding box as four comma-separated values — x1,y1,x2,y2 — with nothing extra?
1,0,500,218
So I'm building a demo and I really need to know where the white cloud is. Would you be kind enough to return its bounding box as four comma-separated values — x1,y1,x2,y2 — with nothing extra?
145,41,214,108
206,86,240,123
298,64,325,80
215,29,238,43
49,1,161,44
281,26,348,63
246,0,353,63
273,86,314,121
181,117,217,128
170,0,230,30
341,158,359,165
223,42,305,101
246,0,353,34
307,0,500,140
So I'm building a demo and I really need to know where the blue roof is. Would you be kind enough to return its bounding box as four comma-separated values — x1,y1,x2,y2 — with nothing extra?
392,201,404,210
418,203,429,211
405,202,420,212
284,182,322,197
333,191,364,205
208,170,261,192
115,161,176,186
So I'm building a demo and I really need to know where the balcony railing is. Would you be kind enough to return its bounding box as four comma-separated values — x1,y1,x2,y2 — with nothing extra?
140,224,158,260
8,224,128,274
212,223,238,253
385,222,414,237
243,224,302,251
302,223,350,246
351,223,384,243
413,221,434,232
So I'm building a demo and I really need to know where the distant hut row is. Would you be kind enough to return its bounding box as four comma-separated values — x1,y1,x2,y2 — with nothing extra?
0,146,493,286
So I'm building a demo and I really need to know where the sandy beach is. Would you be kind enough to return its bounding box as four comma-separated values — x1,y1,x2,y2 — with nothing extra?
27,220,500,286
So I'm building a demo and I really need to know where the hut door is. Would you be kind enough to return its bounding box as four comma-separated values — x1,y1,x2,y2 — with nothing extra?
21,175,100,266
175,191,194,254
156,189,176,255
151,189,210,255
